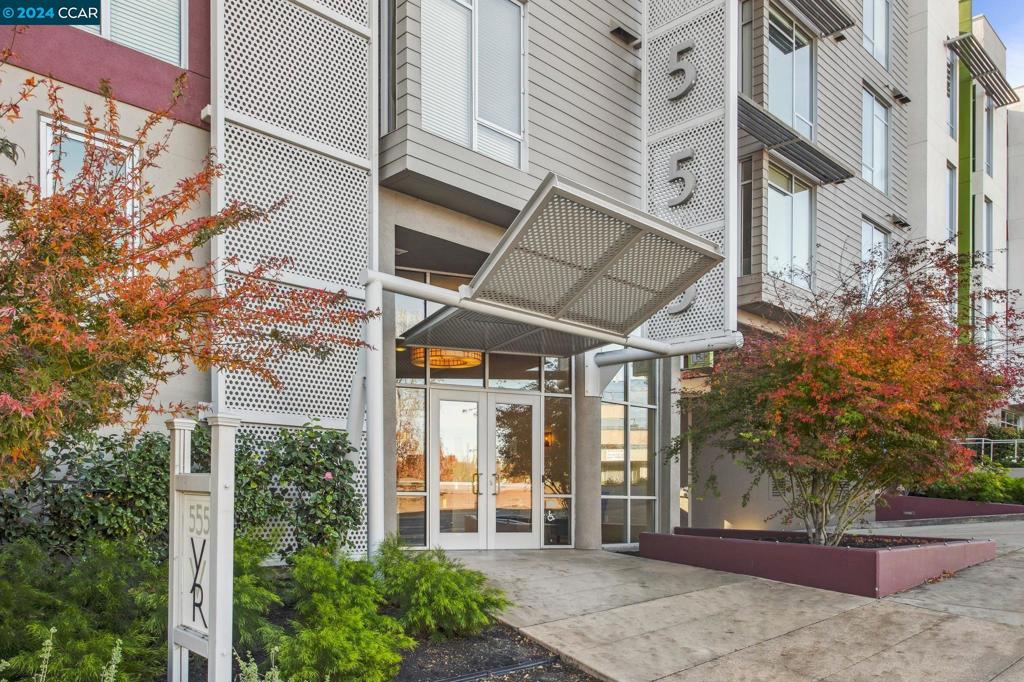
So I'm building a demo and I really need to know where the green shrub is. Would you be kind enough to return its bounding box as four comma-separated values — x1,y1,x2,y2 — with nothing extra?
273,547,413,682
375,536,508,641
0,628,122,682
0,539,163,682
233,534,284,651
0,422,362,558
924,465,1014,503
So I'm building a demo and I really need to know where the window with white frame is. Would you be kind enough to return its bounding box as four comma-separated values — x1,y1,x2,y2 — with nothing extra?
983,197,994,268
947,49,958,139
420,0,525,168
768,9,814,138
600,360,657,544
766,164,812,287
740,0,753,96
861,88,889,192
862,0,889,67
985,95,994,176
946,163,958,242
79,0,186,66
40,117,133,197
860,220,888,295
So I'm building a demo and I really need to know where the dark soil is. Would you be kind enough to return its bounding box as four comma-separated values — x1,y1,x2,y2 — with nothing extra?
741,534,948,549
396,623,597,682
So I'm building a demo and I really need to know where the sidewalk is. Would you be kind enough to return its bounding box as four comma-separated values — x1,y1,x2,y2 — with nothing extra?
455,522,1024,681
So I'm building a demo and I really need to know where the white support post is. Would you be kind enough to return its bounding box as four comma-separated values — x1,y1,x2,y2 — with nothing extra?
365,279,385,555
167,419,196,682
206,415,239,682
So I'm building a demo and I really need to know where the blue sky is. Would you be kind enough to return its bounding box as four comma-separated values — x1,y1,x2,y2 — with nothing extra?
974,0,1024,87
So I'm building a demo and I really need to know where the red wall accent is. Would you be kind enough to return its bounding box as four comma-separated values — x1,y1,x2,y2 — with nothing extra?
1,0,210,129
876,494,1024,521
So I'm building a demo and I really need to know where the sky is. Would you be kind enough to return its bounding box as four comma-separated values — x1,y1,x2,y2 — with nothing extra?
974,0,1024,87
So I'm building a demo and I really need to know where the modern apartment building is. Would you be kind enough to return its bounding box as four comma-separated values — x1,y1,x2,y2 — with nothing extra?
1,0,1017,544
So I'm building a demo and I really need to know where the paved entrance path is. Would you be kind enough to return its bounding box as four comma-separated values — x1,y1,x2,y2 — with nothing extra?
455,522,1024,682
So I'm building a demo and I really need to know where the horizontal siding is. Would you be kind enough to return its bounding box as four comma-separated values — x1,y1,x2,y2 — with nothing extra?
387,0,643,218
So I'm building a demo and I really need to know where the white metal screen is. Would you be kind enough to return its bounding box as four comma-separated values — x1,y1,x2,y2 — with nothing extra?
211,0,376,556
643,0,738,343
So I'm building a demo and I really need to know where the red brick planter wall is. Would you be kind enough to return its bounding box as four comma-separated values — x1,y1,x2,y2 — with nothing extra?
638,529,995,598
876,494,1024,521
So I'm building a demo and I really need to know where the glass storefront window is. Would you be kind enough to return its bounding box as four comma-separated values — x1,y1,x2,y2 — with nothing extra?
396,388,426,492
629,407,656,497
489,354,541,390
397,496,426,546
543,396,571,495
544,497,571,546
395,270,426,336
601,498,627,544
630,499,656,541
396,346,426,384
600,403,626,495
629,359,656,405
543,356,571,393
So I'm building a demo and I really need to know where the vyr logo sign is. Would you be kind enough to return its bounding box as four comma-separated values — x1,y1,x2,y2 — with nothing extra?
180,495,211,635
190,536,208,629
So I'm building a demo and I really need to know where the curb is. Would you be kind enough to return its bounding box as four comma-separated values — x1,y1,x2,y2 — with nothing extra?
857,513,1024,528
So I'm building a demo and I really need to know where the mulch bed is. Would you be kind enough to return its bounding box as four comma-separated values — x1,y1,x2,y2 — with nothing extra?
396,623,597,682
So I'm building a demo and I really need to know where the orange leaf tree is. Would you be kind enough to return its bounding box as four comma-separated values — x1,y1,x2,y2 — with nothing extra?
0,77,374,479
676,240,1022,544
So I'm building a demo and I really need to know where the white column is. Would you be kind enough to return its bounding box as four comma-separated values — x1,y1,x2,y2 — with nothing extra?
167,419,196,682
206,415,239,682
365,279,385,555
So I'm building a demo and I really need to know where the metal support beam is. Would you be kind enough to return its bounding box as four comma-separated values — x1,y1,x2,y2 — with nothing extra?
593,331,743,367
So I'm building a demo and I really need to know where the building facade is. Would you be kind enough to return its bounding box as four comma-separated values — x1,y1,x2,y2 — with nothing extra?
2,0,1018,545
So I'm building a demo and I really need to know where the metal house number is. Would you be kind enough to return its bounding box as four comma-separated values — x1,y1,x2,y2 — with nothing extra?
666,40,697,207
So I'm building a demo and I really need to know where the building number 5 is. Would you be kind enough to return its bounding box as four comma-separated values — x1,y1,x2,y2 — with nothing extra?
666,40,697,207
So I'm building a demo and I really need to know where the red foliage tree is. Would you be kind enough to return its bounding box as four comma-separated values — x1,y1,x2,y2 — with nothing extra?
675,240,1022,544
0,75,374,478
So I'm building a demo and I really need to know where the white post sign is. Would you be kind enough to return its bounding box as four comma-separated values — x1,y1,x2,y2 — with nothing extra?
167,415,239,682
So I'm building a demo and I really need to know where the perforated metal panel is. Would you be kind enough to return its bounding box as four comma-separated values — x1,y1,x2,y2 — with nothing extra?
643,0,737,343
647,6,727,136
223,123,369,288
470,175,721,338
213,0,374,555
224,0,369,158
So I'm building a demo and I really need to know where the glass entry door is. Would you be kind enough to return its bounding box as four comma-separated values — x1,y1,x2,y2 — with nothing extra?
428,391,541,550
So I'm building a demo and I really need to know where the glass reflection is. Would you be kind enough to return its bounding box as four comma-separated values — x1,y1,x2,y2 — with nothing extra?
397,496,426,546
543,397,571,495
543,356,571,393
600,403,625,495
494,402,533,533
396,388,426,492
601,498,626,544
438,400,479,533
630,498,656,541
489,354,540,390
629,407,656,497
544,498,571,546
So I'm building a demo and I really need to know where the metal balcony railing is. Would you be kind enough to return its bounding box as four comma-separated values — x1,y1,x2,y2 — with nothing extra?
961,438,1024,466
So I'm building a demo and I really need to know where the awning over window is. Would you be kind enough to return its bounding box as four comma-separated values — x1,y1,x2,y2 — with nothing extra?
946,33,1020,108
738,95,853,185
787,0,855,37
400,174,724,356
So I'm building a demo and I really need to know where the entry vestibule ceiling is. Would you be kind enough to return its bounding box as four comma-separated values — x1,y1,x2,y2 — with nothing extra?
401,173,723,356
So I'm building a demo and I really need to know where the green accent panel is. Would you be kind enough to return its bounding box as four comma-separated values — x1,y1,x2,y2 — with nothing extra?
957,0,973,327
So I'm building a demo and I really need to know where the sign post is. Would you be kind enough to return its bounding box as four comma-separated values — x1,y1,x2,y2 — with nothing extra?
167,415,240,682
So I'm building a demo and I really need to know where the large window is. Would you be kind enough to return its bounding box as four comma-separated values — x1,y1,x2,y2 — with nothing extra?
600,360,657,544
985,95,994,177
739,0,753,96
861,89,889,192
740,158,753,275
860,220,888,294
41,118,134,198
983,197,994,268
946,163,958,242
862,0,889,67
768,10,814,138
766,164,812,287
947,50,958,139
79,0,185,66
420,0,525,168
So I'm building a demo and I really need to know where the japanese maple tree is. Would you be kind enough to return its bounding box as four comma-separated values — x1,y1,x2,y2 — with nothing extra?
676,240,1022,545
0,75,373,479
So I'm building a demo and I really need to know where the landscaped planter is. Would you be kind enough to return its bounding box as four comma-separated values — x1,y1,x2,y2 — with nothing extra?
638,528,995,598
876,494,1024,521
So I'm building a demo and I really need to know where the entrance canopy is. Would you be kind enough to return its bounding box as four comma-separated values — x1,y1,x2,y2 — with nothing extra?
400,174,723,357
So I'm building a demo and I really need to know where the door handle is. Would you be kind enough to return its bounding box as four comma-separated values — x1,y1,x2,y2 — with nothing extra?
472,472,481,496
492,472,500,496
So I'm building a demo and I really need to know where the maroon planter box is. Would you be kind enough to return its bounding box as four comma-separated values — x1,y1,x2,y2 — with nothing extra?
876,494,1024,521
639,528,996,598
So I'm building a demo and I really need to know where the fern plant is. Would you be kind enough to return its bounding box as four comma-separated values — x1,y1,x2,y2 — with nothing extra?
375,536,508,641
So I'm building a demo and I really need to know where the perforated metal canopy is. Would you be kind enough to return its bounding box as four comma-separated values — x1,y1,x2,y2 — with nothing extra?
787,0,854,37
738,95,853,185
946,33,1020,108
401,174,723,355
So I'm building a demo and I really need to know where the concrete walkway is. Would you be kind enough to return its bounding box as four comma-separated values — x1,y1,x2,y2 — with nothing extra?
455,522,1024,682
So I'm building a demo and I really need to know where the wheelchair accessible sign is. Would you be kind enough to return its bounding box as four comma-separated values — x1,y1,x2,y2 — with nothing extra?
0,1,99,24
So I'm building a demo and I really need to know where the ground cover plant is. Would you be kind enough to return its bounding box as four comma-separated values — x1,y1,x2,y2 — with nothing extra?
921,464,1024,505
672,240,1024,545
